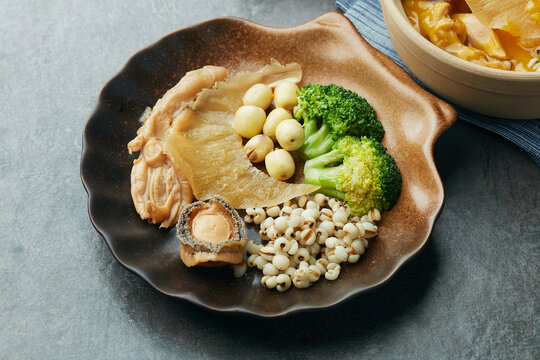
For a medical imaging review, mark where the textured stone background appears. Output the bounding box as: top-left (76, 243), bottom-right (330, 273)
top-left (1, 0), bottom-right (538, 359)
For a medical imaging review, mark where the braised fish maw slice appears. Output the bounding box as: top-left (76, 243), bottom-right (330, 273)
top-left (165, 62), bottom-right (319, 209)
top-left (465, 0), bottom-right (540, 44)
top-left (128, 65), bottom-right (229, 150)
top-left (128, 65), bottom-right (228, 228)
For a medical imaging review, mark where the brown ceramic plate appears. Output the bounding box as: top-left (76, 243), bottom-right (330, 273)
top-left (81, 12), bottom-right (456, 317)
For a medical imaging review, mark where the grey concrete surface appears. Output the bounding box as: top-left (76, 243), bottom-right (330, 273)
top-left (1, 0), bottom-right (538, 359)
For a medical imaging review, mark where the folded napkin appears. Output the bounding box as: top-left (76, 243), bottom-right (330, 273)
top-left (336, 0), bottom-right (540, 165)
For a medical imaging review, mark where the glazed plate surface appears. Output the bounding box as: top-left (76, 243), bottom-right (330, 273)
top-left (81, 12), bottom-right (456, 317)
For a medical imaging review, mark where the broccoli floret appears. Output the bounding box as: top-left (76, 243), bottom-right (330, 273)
top-left (304, 136), bottom-right (401, 215)
top-left (293, 84), bottom-right (384, 160)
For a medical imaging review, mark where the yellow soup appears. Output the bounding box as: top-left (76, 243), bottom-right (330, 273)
top-left (402, 0), bottom-right (540, 71)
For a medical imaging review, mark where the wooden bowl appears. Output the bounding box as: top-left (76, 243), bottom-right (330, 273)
top-left (380, 0), bottom-right (540, 119)
top-left (81, 12), bottom-right (456, 317)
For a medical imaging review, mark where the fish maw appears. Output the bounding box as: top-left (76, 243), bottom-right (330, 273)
top-left (128, 65), bottom-right (228, 228)
top-left (465, 0), bottom-right (540, 43)
top-left (165, 62), bottom-right (320, 209)
top-left (453, 13), bottom-right (508, 59)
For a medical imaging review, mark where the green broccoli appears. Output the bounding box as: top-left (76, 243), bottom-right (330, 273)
top-left (293, 84), bottom-right (384, 160)
top-left (304, 136), bottom-right (401, 216)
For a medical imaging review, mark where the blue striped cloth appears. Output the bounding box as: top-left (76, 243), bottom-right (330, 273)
top-left (336, 0), bottom-right (540, 165)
